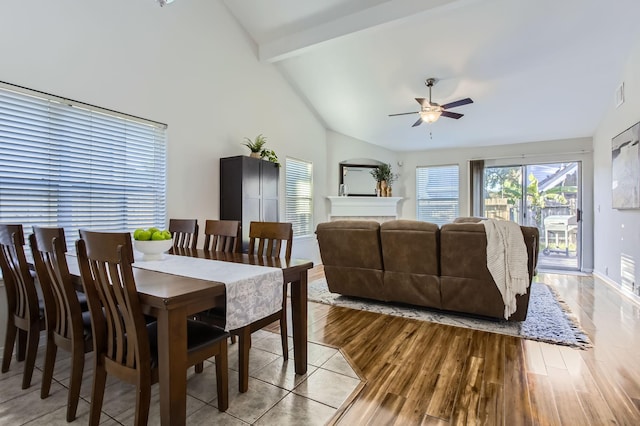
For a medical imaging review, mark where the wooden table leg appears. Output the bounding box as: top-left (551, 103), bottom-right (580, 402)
top-left (157, 307), bottom-right (188, 426)
top-left (290, 271), bottom-right (308, 375)
top-left (237, 326), bottom-right (251, 393)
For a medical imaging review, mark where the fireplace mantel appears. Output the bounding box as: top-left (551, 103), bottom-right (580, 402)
top-left (327, 196), bottom-right (403, 222)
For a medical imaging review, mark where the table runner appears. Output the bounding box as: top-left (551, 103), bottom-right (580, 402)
top-left (133, 255), bottom-right (284, 330)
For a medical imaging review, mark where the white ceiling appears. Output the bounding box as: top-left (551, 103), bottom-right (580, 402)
top-left (223, 0), bottom-right (640, 151)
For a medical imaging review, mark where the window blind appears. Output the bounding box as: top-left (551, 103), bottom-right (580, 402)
top-left (0, 83), bottom-right (167, 250)
top-left (416, 165), bottom-right (459, 226)
top-left (285, 157), bottom-right (313, 237)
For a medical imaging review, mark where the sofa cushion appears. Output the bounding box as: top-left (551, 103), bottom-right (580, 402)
top-left (379, 220), bottom-right (442, 308)
top-left (380, 220), bottom-right (439, 275)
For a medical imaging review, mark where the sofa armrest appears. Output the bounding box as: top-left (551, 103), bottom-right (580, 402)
top-left (316, 220), bottom-right (383, 269)
top-left (316, 220), bottom-right (387, 300)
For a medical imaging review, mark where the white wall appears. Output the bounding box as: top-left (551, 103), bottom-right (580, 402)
top-left (0, 0), bottom-right (327, 260)
top-left (593, 37), bottom-right (640, 292)
top-left (397, 138), bottom-right (594, 270)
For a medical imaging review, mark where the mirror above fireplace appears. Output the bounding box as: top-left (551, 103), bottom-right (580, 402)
top-left (339, 163), bottom-right (380, 196)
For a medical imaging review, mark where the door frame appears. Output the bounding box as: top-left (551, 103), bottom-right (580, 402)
top-left (480, 161), bottom-right (583, 271)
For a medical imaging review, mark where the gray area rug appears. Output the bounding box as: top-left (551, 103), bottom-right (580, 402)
top-left (308, 279), bottom-right (592, 349)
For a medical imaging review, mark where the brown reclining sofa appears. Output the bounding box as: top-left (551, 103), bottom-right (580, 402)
top-left (315, 219), bottom-right (539, 321)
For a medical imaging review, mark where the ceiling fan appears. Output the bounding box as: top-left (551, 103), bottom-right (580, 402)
top-left (389, 78), bottom-right (473, 127)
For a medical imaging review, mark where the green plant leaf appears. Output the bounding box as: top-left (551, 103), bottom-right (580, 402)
top-left (241, 134), bottom-right (267, 152)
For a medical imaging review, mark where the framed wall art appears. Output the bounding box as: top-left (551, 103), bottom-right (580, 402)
top-left (612, 120), bottom-right (640, 209)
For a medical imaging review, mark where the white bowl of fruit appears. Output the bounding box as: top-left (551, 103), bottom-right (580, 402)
top-left (133, 227), bottom-right (173, 261)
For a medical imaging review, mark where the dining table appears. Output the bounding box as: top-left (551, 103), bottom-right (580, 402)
top-left (67, 247), bottom-right (313, 426)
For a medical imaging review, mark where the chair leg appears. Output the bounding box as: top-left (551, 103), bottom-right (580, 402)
top-left (2, 323), bottom-right (17, 373)
top-left (21, 325), bottom-right (40, 389)
top-left (88, 361), bottom-right (107, 426)
top-left (280, 308), bottom-right (289, 361)
top-left (40, 335), bottom-right (57, 398)
top-left (195, 362), bottom-right (204, 374)
top-left (215, 340), bottom-right (228, 412)
top-left (237, 326), bottom-right (251, 393)
top-left (135, 377), bottom-right (152, 426)
top-left (280, 283), bottom-right (289, 360)
top-left (66, 347), bottom-right (85, 422)
top-left (230, 334), bottom-right (236, 344)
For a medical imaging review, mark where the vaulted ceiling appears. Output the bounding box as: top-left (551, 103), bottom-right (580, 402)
top-left (223, 0), bottom-right (640, 151)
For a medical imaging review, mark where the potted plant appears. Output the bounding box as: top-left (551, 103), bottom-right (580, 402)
top-left (385, 170), bottom-right (397, 196)
top-left (260, 148), bottom-right (280, 167)
top-left (242, 134), bottom-right (267, 158)
top-left (370, 163), bottom-right (395, 196)
top-left (370, 163), bottom-right (387, 181)
top-left (241, 134), bottom-right (281, 167)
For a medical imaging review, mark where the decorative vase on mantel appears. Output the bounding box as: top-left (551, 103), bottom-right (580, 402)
top-left (380, 180), bottom-right (388, 197)
top-left (250, 152), bottom-right (261, 158)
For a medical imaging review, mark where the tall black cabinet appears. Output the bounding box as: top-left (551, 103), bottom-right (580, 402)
top-left (220, 155), bottom-right (279, 251)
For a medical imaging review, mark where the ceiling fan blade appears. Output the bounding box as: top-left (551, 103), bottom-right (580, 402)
top-left (415, 97), bottom-right (430, 106)
top-left (411, 117), bottom-right (423, 127)
top-left (441, 111), bottom-right (464, 119)
top-left (441, 98), bottom-right (473, 110)
top-left (389, 111), bottom-right (418, 117)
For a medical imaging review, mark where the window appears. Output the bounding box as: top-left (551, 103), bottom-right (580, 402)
top-left (0, 83), bottom-right (167, 249)
top-left (285, 157), bottom-right (313, 237)
top-left (416, 165), bottom-right (459, 225)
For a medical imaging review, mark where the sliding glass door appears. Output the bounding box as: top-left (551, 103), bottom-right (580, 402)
top-left (483, 162), bottom-right (581, 270)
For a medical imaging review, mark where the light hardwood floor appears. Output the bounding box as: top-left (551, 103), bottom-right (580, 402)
top-left (292, 267), bottom-right (640, 425)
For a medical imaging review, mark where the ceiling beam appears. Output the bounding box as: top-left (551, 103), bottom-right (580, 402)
top-left (259, 0), bottom-right (471, 63)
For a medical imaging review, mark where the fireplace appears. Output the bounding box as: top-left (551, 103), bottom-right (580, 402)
top-left (326, 196), bottom-right (403, 222)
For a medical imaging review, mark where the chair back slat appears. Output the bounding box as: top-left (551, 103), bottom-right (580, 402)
top-left (203, 220), bottom-right (240, 253)
top-left (30, 227), bottom-right (83, 341)
top-left (248, 222), bottom-right (293, 258)
top-left (76, 230), bottom-right (149, 371)
top-left (0, 225), bottom-right (39, 322)
top-left (169, 219), bottom-right (199, 249)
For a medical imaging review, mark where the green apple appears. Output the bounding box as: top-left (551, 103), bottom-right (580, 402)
top-left (148, 227), bottom-right (160, 236)
top-left (161, 230), bottom-right (172, 240)
top-left (151, 231), bottom-right (164, 241)
top-left (133, 228), bottom-right (144, 240)
top-left (137, 230), bottom-right (152, 241)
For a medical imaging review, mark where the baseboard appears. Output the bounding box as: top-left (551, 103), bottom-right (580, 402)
top-left (593, 270), bottom-right (640, 307)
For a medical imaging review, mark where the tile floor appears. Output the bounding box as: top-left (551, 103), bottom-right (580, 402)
top-left (0, 330), bottom-right (363, 425)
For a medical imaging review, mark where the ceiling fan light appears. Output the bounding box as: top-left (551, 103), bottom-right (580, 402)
top-left (420, 108), bottom-right (442, 123)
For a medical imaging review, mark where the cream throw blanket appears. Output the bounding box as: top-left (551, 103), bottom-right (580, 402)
top-left (482, 219), bottom-right (529, 319)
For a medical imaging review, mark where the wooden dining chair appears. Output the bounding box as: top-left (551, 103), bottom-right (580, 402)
top-left (248, 221), bottom-right (293, 259)
top-left (195, 221), bottom-right (292, 392)
top-left (203, 220), bottom-right (241, 253)
top-left (169, 218), bottom-right (199, 249)
top-left (238, 221), bottom-right (292, 391)
top-left (76, 230), bottom-right (229, 425)
top-left (0, 224), bottom-right (45, 390)
top-left (197, 220), bottom-right (241, 350)
top-left (29, 226), bottom-right (93, 422)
